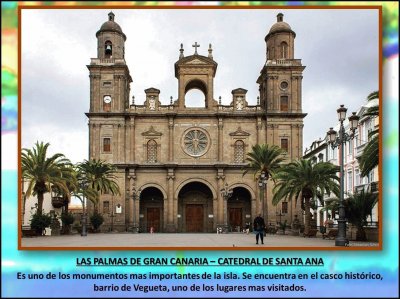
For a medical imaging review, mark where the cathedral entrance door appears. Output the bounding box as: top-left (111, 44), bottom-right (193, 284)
top-left (186, 204), bottom-right (204, 232)
top-left (147, 208), bottom-right (160, 233)
top-left (229, 208), bottom-right (242, 232)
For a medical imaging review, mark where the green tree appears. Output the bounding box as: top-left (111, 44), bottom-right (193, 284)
top-left (22, 141), bottom-right (73, 216)
top-left (359, 91), bottom-right (379, 177)
top-left (243, 144), bottom-right (285, 223)
top-left (77, 159), bottom-right (121, 213)
top-left (272, 159), bottom-right (340, 235)
top-left (325, 190), bottom-right (378, 241)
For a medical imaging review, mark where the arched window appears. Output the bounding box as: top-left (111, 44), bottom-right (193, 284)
top-left (105, 41), bottom-right (112, 58)
top-left (281, 42), bottom-right (288, 59)
top-left (147, 140), bottom-right (157, 163)
top-left (234, 140), bottom-right (245, 163)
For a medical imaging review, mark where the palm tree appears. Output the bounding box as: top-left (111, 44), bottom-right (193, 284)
top-left (325, 190), bottom-right (378, 241)
top-left (243, 144), bottom-right (285, 223)
top-left (21, 141), bottom-right (74, 216)
top-left (77, 159), bottom-right (121, 213)
top-left (359, 91), bottom-right (379, 177)
top-left (272, 159), bottom-right (340, 235)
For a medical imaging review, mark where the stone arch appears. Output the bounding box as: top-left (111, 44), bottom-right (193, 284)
top-left (175, 178), bottom-right (217, 200)
top-left (138, 185), bottom-right (166, 233)
top-left (227, 184), bottom-right (254, 232)
top-left (139, 183), bottom-right (167, 200)
top-left (176, 180), bottom-right (216, 233)
top-left (184, 79), bottom-right (208, 108)
top-left (228, 183), bottom-right (256, 200)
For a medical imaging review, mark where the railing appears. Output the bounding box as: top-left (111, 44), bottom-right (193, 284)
top-left (266, 59), bottom-right (302, 66)
top-left (90, 58), bottom-right (126, 65)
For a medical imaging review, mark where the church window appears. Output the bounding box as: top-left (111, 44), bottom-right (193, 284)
top-left (281, 42), bottom-right (288, 59)
top-left (147, 140), bottom-right (157, 163)
top-left (282, 201), bottom-right (288, 214)
top-left (183, 129), bottom-right (209, 157)
top-left (234, 140), bottom-right (245, 163)
top-left (103, 138), bottom-right (111, 152)
top-left (105, 41), bottom-right (112, 58)
top-left (281, 138), bottom-right (289, 153)
top-left (103, 201), bottom-right (110, 214)
top-left (280, 96), bottom-right (288, 112)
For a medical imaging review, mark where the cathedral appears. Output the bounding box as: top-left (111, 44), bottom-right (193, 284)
top-left (86, 12), bottom-right (306, 233)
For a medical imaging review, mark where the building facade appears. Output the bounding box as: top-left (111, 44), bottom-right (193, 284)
top-left (86, 12), bottom-right (306, 233)
top-left (303, 98), bottom-right (379, 230)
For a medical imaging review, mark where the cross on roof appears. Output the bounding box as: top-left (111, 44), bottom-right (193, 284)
top-left (192, 42), bottom-right (200, 55)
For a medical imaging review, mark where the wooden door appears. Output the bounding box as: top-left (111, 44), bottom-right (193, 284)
top-left (229, 208), bottom-right (242, 231)
top-left (186, 204), bottom-right (203, 232)
top-left (147, 208), bottom-right (160, 233)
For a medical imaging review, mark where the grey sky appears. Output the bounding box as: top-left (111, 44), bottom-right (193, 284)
top-left (21, 8), bottom-right (379, 163)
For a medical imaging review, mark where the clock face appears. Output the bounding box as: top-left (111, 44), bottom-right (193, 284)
top-left (104, 96), bottom-right (112, 104)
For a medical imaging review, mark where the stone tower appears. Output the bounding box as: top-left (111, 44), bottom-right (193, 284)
top-left (88, 12), bottom-right (132, 116)
top-left (257, 13), bottom-right (306, 225)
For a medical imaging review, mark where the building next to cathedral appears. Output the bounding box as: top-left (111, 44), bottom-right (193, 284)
top-left (86, 12), bottom-right (306, 233)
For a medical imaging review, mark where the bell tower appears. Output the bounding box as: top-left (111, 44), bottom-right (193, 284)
top-left (174, 43), bottom-right (218, 110)
top-left (87, 12), bottom-right (132, 114)
top-left (257, 13), bottom-right (307, 159)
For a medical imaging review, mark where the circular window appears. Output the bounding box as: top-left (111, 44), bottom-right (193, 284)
top-left (182, 128), bottom-right (210, 157)
top-left (280, 81), bottom-right (289, 90)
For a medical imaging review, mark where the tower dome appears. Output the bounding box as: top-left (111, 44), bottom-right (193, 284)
top-left (96, 12), bottom-right (126, 41)
top-left (264, 13), bottom-right (296, 60)
top-left (266, 13), bottom-right (296, 40)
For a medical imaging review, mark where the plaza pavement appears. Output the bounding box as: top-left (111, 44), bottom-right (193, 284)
top-left (20, 232), bottom-right (379, 249)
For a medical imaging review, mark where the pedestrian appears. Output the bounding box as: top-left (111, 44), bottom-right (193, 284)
top-left (253, 213), bottom-right (266, 244)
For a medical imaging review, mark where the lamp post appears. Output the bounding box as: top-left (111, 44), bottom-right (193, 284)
top-left (80, 181), bottom-right (88, 237)
top-left (128, 186), bottom-right (141, 233)
top-left (326, 104), bottom-right (359, 246)
top-left (258, 171), bottom-right (268, 223)
top-left (220, 183), bottom-right (233, 233)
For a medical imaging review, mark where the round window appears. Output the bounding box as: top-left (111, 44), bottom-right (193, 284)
top-left (182, 128), bottom-right (210, 157)
top-left (280, 81), bottom-right (289, 90)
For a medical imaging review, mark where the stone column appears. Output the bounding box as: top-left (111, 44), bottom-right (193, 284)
top-left (216, 170), bottom-right (225, 230)
top-left (166, 170), bottom-right (176, 232)
top-left (130, 117), bottom-right (135, 162)
top-left (218, 117), bottom-right (223, 162)
top-left (168, 117), bottom-right (174, 161)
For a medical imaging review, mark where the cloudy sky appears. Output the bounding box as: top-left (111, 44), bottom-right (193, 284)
top-left (21, 8), bottom-right (379, 163)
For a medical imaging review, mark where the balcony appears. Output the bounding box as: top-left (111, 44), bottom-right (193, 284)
top-left (90, 58), bottom-right (126, 65)
top-left (355, 142), bottom-right (367, 157)
top-left (266, 59), bottom-right (302, 66)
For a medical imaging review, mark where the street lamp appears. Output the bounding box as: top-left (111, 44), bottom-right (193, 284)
top-left (80, 181), bottom-right (89, 237)
top-left (258, 171), bottom-right (268, 222)
top-left (326, 104), bottom-right (359, 246)
top-left (220, 183), bottom-right (233, 233)
top-left (127, 186), bottom-right (141, 233)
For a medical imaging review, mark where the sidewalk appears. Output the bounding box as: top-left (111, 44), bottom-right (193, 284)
top-left (20, 232), bottom-right (379, 249)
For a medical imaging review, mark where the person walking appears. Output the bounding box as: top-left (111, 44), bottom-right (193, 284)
top-left (253, 213), bottom-right (266, 244)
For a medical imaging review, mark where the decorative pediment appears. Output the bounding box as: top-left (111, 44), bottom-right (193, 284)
top-left (186, 58), bottom-right (207, 65)
top-left (229, 127), bottom-right (250, 137)
top-left (232, 88), bottom-right (248, 94)
top-left (144, 87), bottom-right (160, 94)
top-left (141, 126), bottom-right (163, 136)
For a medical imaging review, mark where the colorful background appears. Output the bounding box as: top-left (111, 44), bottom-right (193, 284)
top-left (1, 1), bottom-right (398, 298)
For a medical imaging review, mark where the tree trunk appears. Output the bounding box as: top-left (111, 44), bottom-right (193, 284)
top-left (304, 198), bottom-right (311, 235)
top-left (62, 195), bottom-right (70, 235)
top-left (37, 192), bottom-right (44, 216)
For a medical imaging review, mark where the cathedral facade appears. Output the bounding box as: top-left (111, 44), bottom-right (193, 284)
top-left (86, 12), bottom-right (306, 233)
